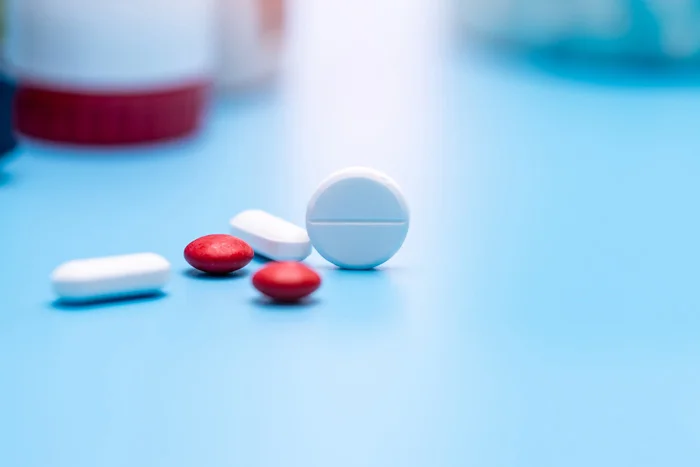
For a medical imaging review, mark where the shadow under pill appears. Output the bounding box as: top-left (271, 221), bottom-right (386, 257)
top-left (252, 254), bottom-right (272, 265)
top-left (316, 265), bottom-right (402, 276)
top-left (182, 269), bottom-right (249, 281)
top-left (250, 296), bottom-right (320, 311)
top-left (50, 291), bottom-right (167, 312)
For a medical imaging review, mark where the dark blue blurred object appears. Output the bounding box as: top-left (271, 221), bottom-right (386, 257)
top-left (457, 0), bottom-right (700, 64)
top-left (0, 74), bottom-right (15, 160)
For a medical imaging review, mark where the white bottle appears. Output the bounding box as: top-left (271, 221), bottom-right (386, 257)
top-left (5, 0), bottom-right (216, 145)
top-left (216, 0), bottom-right (284, 90)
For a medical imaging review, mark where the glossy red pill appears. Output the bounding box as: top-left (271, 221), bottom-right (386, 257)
top-left (252, 262), bottom-right (321, 302)
top-left (184, 234), bottom-right (254, 274)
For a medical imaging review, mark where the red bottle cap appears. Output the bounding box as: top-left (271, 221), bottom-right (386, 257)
top-left (14, 82), bottom-right (209, 145)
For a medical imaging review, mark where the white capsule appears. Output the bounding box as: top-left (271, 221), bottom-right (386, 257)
top-left (306, 167), bottom-right (410, 270)
top-left (229, 209), bottom-right (312, 261)
top-left (51, 253), bottom-right (170, 302)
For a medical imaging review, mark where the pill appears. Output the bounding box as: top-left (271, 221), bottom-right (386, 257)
top-left (252, 261), bottom-right (321, 302)
top-left (51, 253), bottom-right (170, 302)
top-left (306, 167), bottom-right (409, 270)
top-left (184, 234), bottom-right (254, 274)
top-left (229, 209), bottom-right (312, 261)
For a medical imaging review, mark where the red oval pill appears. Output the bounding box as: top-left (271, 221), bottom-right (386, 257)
top-left (184, 234), bottom-right (254, 274)
top-left (252, 262), bottom-right (321, 302)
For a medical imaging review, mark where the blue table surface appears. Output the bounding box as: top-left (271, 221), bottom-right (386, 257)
top-left (3, 10), bottom-right (700, 466)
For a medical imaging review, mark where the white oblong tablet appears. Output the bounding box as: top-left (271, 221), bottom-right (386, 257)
top-left (51, 253), bottom-right (170, 302)
top-left (229, 209), bottom-right (312, 261)
top-left (306, 167), bottom-right (410, 270)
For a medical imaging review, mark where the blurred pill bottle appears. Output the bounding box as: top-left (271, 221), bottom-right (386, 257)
top-left (217, 0), bottom-right (284, 90)
top-left (0, 0), bottom-right (16, 158)
top-left (5, 0), bottom-right (216, 146)
top-left (456, 0), bottom-right (700, 62)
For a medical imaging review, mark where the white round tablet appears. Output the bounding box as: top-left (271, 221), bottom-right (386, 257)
top-left (306, 167), bottom-right (410, 270)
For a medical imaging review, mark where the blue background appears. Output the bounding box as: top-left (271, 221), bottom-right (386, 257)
top-left (3, 10), bottom-right (700, 467)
